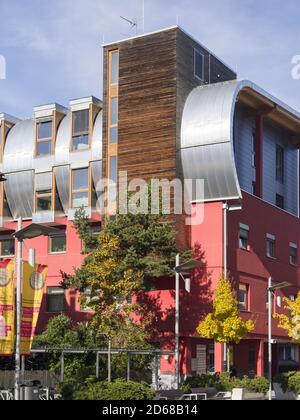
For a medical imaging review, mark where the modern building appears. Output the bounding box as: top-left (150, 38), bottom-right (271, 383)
top-left (0, 26), bottom-right (299, 383)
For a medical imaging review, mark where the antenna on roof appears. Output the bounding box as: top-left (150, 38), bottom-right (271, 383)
top-left (120, 16), bottom-right (138, 36)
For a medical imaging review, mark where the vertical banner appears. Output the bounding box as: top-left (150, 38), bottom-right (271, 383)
top-left (21, 262), bottom-right (48, 355)
top-left (0, 259), bottom-right (14, 356)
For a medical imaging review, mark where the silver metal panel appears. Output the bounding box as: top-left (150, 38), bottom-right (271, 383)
top-left (54, 166), bottom-right (70, 214)
top-left (35, 172), bottom-right (52, 191)
top-left (3, 119), bottom-right (35, 173)
top-left (180, 79), bottom-right (300, 203)
top-left (91, 160), bottom-right (102, 199)
top-left (181, 80), bottom-right (243, 201)
top-left (92, 111), bottom-right (103, 161)
top-left (32, 211), bottom-right (55, 224)
top-left (234, 105), bottom-right (256, 194)
top-left (55, 112), bottom-right (71, 166)
top-left (5, 171), bottom-right (34, 219)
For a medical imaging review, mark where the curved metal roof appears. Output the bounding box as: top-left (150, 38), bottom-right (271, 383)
top-left (180, 79), bottom-right (300, 202)
top-left (1, 109), bottom-right (102, 220)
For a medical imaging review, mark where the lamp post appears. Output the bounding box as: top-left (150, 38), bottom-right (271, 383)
top-left (222, 202), bottom-right (242, 371)
top-left (174, 256), bottom-right (203, 389)
top-left (267, 279), bottom-right (291, 401)
top-left (13, 222), bottom-right (61, 400)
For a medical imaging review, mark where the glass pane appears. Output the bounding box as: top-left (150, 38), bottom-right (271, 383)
top-left (36, 194), bottom-right (52, 211)
top-left (50, 235), bottom-right (66, 253)
top-left (110, 98), bottom-right (118, 126)
top-left (110, 127), bottom-right (118, 144)
top-left (73, 110), bottom-right (89, 135)
top-left (37, 140), bottom-right (52, 156)
top-left (72, 134), bottom-right (89, 151)
top-left (195, 51), bottom-right (204, 80)
top-left (72, 192), bottom-right (89, 208)
top-left (111, 51), bottom-right (119, 84)
top-left (109, 157), bottom-right (117, 183)
top-left (1, 239), bottom-right (15, 256)
top-left (73, 168), bottom-right (89, 190)
top-left (37, 120), bottom-right (52, 139)
top-left (47, 292), bottom-right (65, 313)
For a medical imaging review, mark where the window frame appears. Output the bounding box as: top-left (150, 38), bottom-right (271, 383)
top-left (35, 118), bottom-right (55, 157)
top-left (239, 224), bottom-right (250, 251)
top-left (238, 283), bottom-right (249, 312)
top-left (49, 233), bottom-right (67, 255)
top-left (46, 286), bottom-right (66, 313)
top-left (71, 108), bottom-right (92, 152)
top-left (0, 237), bottom-right (15, 257)
top-left (194, 49), bottom-right (205, 82)
top-left (276, 145), bottom-right (284, 184)
top-left (289, 243), bottom-right (298, 266)
top-left (70, 166), bottom-right (91, 209)
top-left (266, 234), bottom-right (276, 259)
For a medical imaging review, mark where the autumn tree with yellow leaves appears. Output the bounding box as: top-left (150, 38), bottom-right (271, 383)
top-left (275, 293), bottom-right (300, 344)
top-left (197, 277), bottom-right (254, 371)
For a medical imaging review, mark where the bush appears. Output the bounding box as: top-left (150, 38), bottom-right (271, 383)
top-left (183, 373), bottom-right (269, 394)
top-left (73, 379), bottom-right (155, 401)
top-left (275, 372), bottom-right (300, 395)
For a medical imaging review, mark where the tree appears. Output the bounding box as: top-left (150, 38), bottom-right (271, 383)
top-left (275, 292), bottom-right (300, 344)
top-left (62, 196), bottom-right (191, 349)
top-left (197, 277), bottom-right (254, 371)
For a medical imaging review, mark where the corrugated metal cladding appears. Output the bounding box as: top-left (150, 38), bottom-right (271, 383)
top-left (181, 79), bottom-right (300, 215)
top-left (263, 120), bottom-right (298, 216)
top-left (1, 111), bottom-right (103, 220)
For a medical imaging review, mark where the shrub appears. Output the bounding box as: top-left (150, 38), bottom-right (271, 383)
top-left (275, 372), bottom-right (300, 394)
top-left (73, 379), bottom-right (155, 401)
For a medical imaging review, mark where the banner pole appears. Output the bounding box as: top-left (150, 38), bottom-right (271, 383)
top-left (15, 217), bottom-right (22, 401)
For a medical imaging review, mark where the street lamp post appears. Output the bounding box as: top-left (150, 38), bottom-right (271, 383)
top-left (13, 223), bottom-right (61, 400)
top-left (267, 278), bottom-right (291, 401)
top-left (174, 256), bottom-right (202, 389)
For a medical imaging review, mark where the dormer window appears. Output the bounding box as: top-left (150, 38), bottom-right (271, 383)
top-left (71, 167), bottom-right (89, 208)
top-left (35, 172), bottom-right (53, 212)
top-left (36, 119), bottom-right (53, 156)
top-left (72, 109), bottom-right (90, 151)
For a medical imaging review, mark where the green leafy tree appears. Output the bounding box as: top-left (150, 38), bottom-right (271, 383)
top-left (62, 192), bottom-right (191, 350)
top-left (275, 292), bottom-right (300, 344)
top-left (197, 277), bottom-right (254, 371)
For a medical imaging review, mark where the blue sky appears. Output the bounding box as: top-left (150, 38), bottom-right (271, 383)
top-left (0, 0), bottom-right (300, 118)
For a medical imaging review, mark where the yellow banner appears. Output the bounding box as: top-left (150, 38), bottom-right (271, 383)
top-left (0, 259), bottom-right (15, 356)
top-left (21, 262), bottom-right (48, 355)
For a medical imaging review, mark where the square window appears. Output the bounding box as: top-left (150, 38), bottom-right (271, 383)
top-left (49, 234), bottom-right (66, 254)
top-left (46, 287), bottom-right (65, 313)
top-left (36, 140), bottom-right (52, 157)
top-left (36, 190), bottom-right (52, 212)
top-left (0, 238), bottom-right (15, 257)
top-left (37, 120), bottom-right (52, 140)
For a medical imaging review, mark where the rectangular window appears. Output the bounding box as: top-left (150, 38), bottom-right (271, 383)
top-left (47, 287), bottom-right (65, 313)
top-left (110, 98), bottom-right (118, 127)
top-left (49, 234), bottom-right (67, 254)
top-left (290, 243), bottom-right (298, 266)
top-left (276, 145), bottom-right (284, 183)
top-left (252, 131), bottom-right (256, 168)
top-left (276, 194), bottom-right (284, 210)
top-left (194, 49), bottom-right (204, 81)
top-left (238, 284), bottom-right (249, 312)
top-left (110, 50), bottom-right (119, 85)
top-left (72, 110), bottom-right (90, 151)
top-left (266, 234), bottom-right (276, 258)
top-left (0, 238), bottom-right (15, 257)
top-left (72, 168), bottom-right (89, 208)
top-left (239, 224), bottom-right (249, 250)
top-left (36, 189), bottom-right (52, 212)
top-left (36, 119), bottom-right (53, 157)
